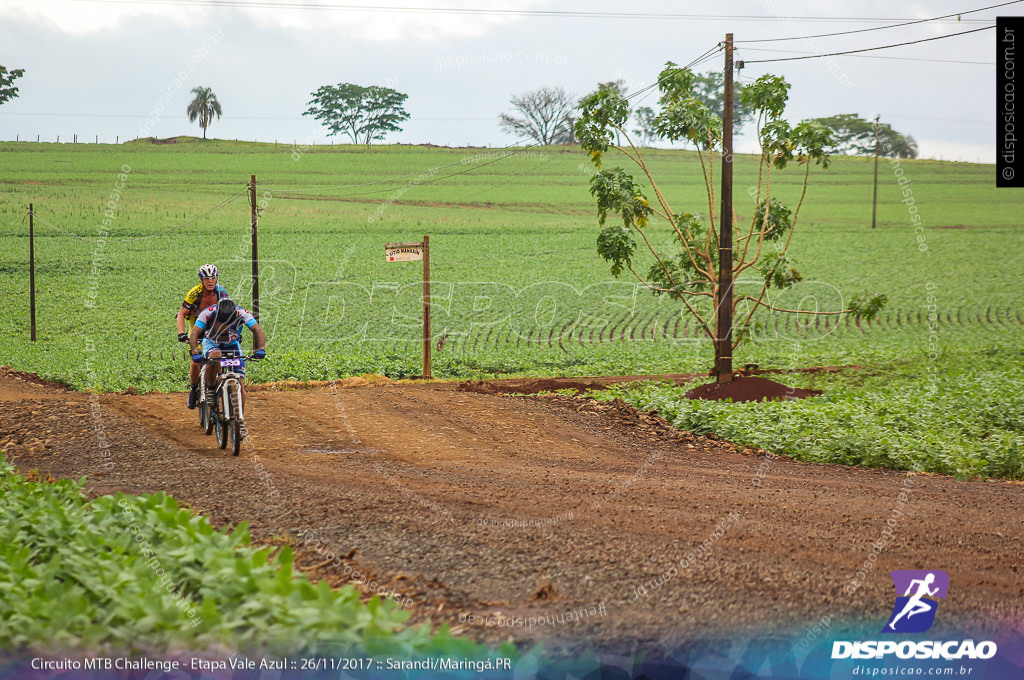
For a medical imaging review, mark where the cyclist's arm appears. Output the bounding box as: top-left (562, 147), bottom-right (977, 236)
top-left (188, 324), bottom-right (203, 354)
top-left (250, 322), bottom-right (266, 351)
top-left (178, 285), bottom-right (202, 335)
top-left (176, 305), bottom-right (190, 335)
top-left (190, 310), bottom-right (211, 354)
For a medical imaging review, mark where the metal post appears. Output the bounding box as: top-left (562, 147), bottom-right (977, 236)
top-left (872, 115), bottom-right (880, 229)
top-left (422, 234), bottom-right (431, 377)
top-left (250, 174), bottom-right (260, 323)
top-left (29, 204), bottom-right (36, 341)
top-left (716, 33), bottom-right (735, 383)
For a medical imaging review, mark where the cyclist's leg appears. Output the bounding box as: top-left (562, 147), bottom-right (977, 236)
top-left (201, 338), bottom-right (223, 393)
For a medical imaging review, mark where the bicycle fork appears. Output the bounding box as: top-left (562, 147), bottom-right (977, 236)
top-left (219, 378), bottom-right (244, 425)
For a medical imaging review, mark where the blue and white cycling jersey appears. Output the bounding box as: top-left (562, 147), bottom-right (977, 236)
top-left (193, 305), bottom-right (258, 346)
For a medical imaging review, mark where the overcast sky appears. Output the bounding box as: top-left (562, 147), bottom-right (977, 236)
top-left (0, 0), bottom-right (1005, 162)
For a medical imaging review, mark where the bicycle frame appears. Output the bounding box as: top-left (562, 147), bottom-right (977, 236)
top-left (197, 354), bottom-right (260, 454)
top-left (217, 370), bottom-right (244, 424)
top-left (205, 356), bottom-right (245, 417)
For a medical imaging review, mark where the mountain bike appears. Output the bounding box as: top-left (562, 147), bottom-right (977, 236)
top-left (198, 354), bottom-right (259, 456)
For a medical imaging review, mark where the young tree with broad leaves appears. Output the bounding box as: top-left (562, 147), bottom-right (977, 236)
top-left (186, 86), bottom-right (222, 139)
top-left (498, 86), bottom-right (576, 145)
top-left (582, 80), bottom-right (630, 144)
top-left (576, 62), bottom-right (886, 377)
top-left (304, 84), bottom-right (410, 147)
top-left (0, 65), bottom-right (25, 106)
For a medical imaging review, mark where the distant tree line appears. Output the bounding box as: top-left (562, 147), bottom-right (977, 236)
top-left (807, 113), bottom-right (918, 159)
top-left (496, 74), bottom-right (917, 160)
top-left (1, 62), bottom-right (918, 156)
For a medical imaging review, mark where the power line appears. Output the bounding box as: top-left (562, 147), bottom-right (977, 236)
top-left (60, 0), bottom-right (1000, 22)
top-left (0, 111), bottom-right (497, 122)
top-left (26, 211), bottom-right (87, 241)
top-left (734, 0), bottom-right (1017, 43)
top-left (625, 44), bottom-right (723, 107)
top-left (738, 47), bottom-right (994, 66)
top-left (118, 187), bottom-right (249, 240)
top-left (741, 25), bottom-right (995, 64)
top-left (23, 187), bottom-right (248, 242)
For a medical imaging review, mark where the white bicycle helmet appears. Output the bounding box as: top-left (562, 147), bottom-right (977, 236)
top-left (197, 264), bottom-right (219, 279)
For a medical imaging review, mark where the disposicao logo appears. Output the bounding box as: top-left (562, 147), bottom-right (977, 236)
top-left (882, 569), bottom-right (949, 634)
top-left (831, 569), bottom-right (998, 661)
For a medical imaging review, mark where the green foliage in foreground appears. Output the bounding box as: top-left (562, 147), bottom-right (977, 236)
top-left (0, 458), bottom-right (499, 657)
top-left (589, 347), bottom-right (1024, 480)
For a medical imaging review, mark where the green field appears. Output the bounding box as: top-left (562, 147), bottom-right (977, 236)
top-left (1, 139), bottom-right (1022, 477)
top-left (1, 138), bottom-right (1018, 386)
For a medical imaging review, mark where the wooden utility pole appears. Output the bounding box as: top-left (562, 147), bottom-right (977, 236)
top-left (716, 33), bottom-right (735, 384)
top-left (871, 114), bottom-right (880, 229)
top-left (29, 204), bottom-right (36, 341)
top-left (249, 174), bottom-right (260, 322)
top-left (422, 234), bottom-right (432, 378)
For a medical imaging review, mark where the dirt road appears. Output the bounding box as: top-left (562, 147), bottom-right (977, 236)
top-left (2, 368), bottom-right (1022, 655)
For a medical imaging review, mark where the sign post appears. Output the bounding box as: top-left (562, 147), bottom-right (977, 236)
top-left (29, 204), bottom-right (36, 342)
top-left (384, 235), bottom-right (431, 377)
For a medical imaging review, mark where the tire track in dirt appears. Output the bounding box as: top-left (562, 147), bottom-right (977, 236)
top-left (4, 372), bottom-right (1024, 655)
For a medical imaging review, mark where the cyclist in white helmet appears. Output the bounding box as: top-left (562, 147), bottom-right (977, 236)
top-left (176, 264), bottom-right (229, 409)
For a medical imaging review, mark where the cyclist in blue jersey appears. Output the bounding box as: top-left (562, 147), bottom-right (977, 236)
top-left (187, 298), bottom-right (266, 410)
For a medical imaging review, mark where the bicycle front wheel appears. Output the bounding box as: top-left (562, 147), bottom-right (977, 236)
top-left (216, 391), bottom-right (230, 450)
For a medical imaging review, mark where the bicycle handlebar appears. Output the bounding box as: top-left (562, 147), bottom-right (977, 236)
top-left (200, 354), bottom-right (264, 363)
top-left (194, 354), bottom-right (265, 367)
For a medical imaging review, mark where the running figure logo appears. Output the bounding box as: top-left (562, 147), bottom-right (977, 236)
top-left (883, 570), bottom-right (949, 634)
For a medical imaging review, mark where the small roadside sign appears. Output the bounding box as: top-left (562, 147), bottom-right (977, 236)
top-left (385, 243), bottom-right (424, 262)
top-left (383, 236), bottom-right (432, 378)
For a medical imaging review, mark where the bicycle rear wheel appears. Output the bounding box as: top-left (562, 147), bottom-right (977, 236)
top-left (200, 401), bottom-right (213, 435)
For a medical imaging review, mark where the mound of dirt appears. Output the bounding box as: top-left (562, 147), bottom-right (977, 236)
top-left (0, 366), bottom-right (70, 395)
top-left (685, 375), bottom-right (821, 403)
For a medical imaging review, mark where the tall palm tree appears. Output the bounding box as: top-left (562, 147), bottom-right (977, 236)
top-left (186, 86), bottom-right (222, 140)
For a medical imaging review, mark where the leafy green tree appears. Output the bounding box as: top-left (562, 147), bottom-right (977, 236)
top-left (576, 62), bottom-right (886, 377)
top-left (0, 65), bottom-right (25, 106)
top-left (499, 86), bottom-right (576, 145)
top-left (186, 86), bottom-right (222, 139)
top-left (810, 113), bottom-right (918, 159)
top-left (632, 106), bottom-right (660, 147)
top-left (304, 84), bottom-right (410, 146)
top-left (692, 71), bottom-right (752, 133)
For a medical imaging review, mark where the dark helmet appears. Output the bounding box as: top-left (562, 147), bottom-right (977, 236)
top-left (216, 298), bottom-right (236, 323)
